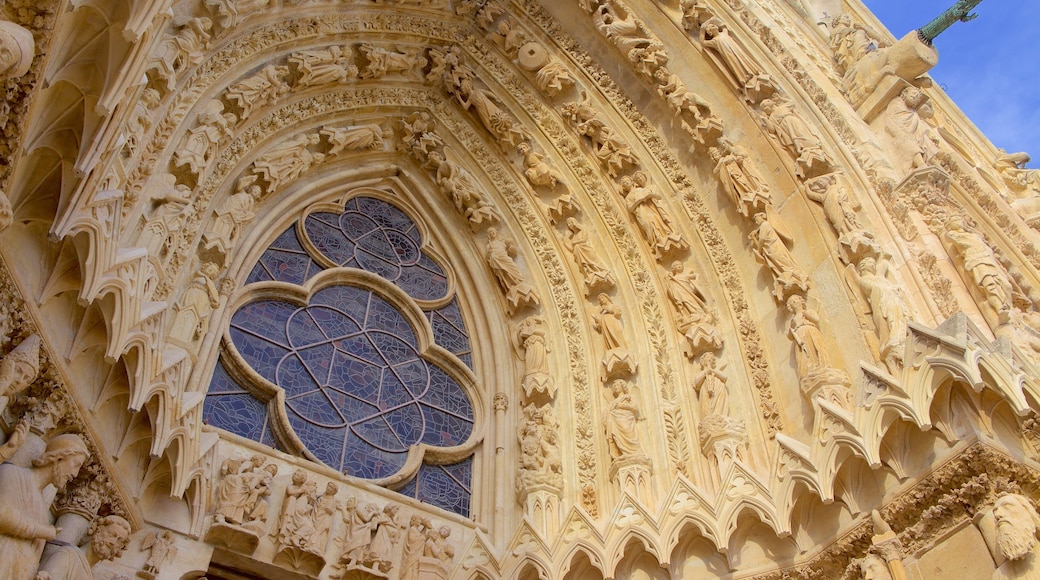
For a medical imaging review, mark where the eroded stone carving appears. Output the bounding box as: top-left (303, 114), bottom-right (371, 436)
top-left (484, 227), bottom-right (539, 315)
top-left (360, 44), bottom-right (426, 79)
top-left (759, 97), bottom-right (832, 179)
top-left (0, 434), bottom-right (89, 579)
top-left (139, 175), bottom-right (194, 259)
top-left (750, 212), bottom-right (809, 301)
top-left (620, 171), bottom-right (687, 260)
top-left (655, 68), bottom-right (723, 146)
top-left (513, 315), bottom-right (555, 398)
top-left (172, 99), bottom-right (236, 179)
top-left (0, 334), bottom-right (40, 416)
top-left (202, 176), bottom-right (261, 257)
top-left (943, 215), bottom-right (1014, 324)
top-left (274, 470), bottom-right (324, 571)
top-left (517, 403), bottom-right (563, 491)
top-left (429, 150), bottom-right (500, 230)
top-left (786, 294), bottom-right (851, 408)
top-left (663, 261), bottom-right (722, 357)
top-left (679, 0), bottom-right (712, 31)
top-left (205, 0), bottom-right (269, 29)
top-left (138, 530), bottom-right (177, 580)
top-left (561, 98), bottom-right (638, 177)
top-left (994, 151), bottom-right (1040, 226)
top-left (694, 352), bottom-right (748, 485)
top-left (252, 132), bottom-right (324, 194)
top-left (604, 379), bottom-right (643, 461)
top-left (563, 218), bottom-right (616, 295)
top-left (322, 124), bottom-right (384, 156)
top-left (226, 64), bottom-right (290, 123)
top-left (803, 173), bottom-right (879, 264)
top-left (847, 256), bottom-right (911, 373)
top-left (592, 293), bottom-right (637, 380)
top-left (0, 20), bottom-right (35, 81)
top-left (168, 262), bottom-right (220, 350)
top-left (91, 515), bottom-right (132, 562)
top-left (289, 45), bottom-right (358, 88)
top-left (397, 515), bottom-right (429, 580)
top-left (517, 142), bottom-right (566, 190)
top-left (207, 456), bottom-right (278, 553)
top-left (710, 144), bottom-right (770, 218)
top-left (880, 87), bottom-right (940, 178)
top-left (149, 17), bottom-right (212, 91)
top-left (700, 16), bottom-right (774, 102)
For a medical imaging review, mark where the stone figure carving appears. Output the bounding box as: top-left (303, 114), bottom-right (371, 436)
top-left (604, 380), bottom-right (643, 460)
top-left (333, 497), bottom-right (373, 571)
top-left (786, 294), bottom-right (828, 380)
top-left (226, 65), bottom-right (290, 122)
top-left (172, 99), bottom-right (236, 178)
top-left (276, 470), bottom-right (321, 555)
top-left (125, 87), bottom-right (161, 154)
top-left (205, 0), bottom-right (270, 29)
top-left (0, 334), bottom-right (41, 415)
top-left (91, 515), bottom-right (133, 562)
top-left (252, 133), bottom-right (324, 193)
top-left (492, 20), bottom-right (527, 58)
top-left (593, 3), bottom-right (655, 54)
top-left (655, 68), bottom-right (723, 144)
top-left (421, 524), bottom-right (455, 577)
top-left (150, 17), bottom-right (212, 90)
top-left (859, 554), bottom-right (893, 580)
top-left (620, 171), bottom-right (687, 259)
top-left (364, 504), bottom-right (401, 573)
top-left (829, 14), bottom-right (881, 74)
top-left (944, 216), bottom-right (1013, 323)
top-left (397, 515), bottom-right (429, 580)
top-left (484, 227), bottom-right (538, 314)
top-left (517, 403), bottom-right (563, 491)
top-left (693, 351), bottom-right (728, 419)
top-left (0, 419), bottom-right (28, 464)
top-left (289, 45), bottom-right (358, 88)
top-left (760, 98), bottom-right (831, 178)
top-left (561, 99), bottom-right (638, 177)
top-left (882, 87), bottom-right (939, 176)
top-left (139, 175), bottom-right (193, 258)
top-left (513, 316), bottom-right (555, 398)
top-left (563, 218), bottom-right (616, 294)
top-left (679, 0), bottom-right (712, 30)
top-left (429, 151), bottom-right (499, 229)
top-left (700, 17), bottom-right (771, 100)
top-left (322, 124), bottom-right (384, 156)
top-left (840, 25), bottom-right (937, 114)
top-left (592, 293), bottom-right (637, 380)
top-left (36, 541), bottom-right (92, 580)
top-left (710, 145), bottom-right (770, 218)
top-left (750, 212), bottom-right (809, 300)
top-left (455, 77), bottom-right (529, 149)
top-left (532, 60), bottom-right (574, 98)
top-left (991, 493), bottom-right (1040, 579)
top-left (400, 112), bottom-right (444, 162)
top-left (212, 456), bottom-right (277, 535)
top-left (0, 434), bottom-right (89, 579)
top-left (664, 261), bottom-right (722, 356)
top-left (168, 262), bottom-right (220, 347)
top-left (847, 256), bottom-right (911, 373)
top-left (202, 176), bottom-right (261, 255)
top-left (359, 44), bottom-right (425, 79)
top-left (314, 482), bottom-right (339, 551)
top-left (138, 530), bottom-right (177, 579)
top-left (517, 142), bottom-right (566, 190)
top-left (0, 20), bottom-right (35, 80)
top-left (803, 174), bottom-right (878, 263)
top-left (994, 151), bottom-right (1040, 226)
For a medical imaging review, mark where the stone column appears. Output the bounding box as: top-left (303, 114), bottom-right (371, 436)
top-left (492, 392), bottom-right (508, 541)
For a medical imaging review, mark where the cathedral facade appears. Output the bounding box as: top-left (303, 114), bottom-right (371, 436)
top-left (1, 0), bottom-right (1039, 578)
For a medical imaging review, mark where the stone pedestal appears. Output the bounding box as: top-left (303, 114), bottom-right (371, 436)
top-left (601, 348), bottom-right (637, 382)
top-left (609, 455), bottom-right (652, 504)
top-left (519, 484), bottom-right (562, 538)
top-left (417, 556), bottom-right (450, 579)
top-left (698, 414), bottom-right (749, 489)
top-left (800, 366), bottom-right (852, 410)
top-left (204, 521), bottom-right (262, 555)
top-left (273, 545), bottom-right (326, 577)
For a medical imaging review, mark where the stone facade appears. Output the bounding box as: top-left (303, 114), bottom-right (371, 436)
top-left (1, 0), bottom-right (1040, 578)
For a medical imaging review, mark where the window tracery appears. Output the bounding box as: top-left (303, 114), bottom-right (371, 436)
top-left (204, 195), bottom-right (477, 516)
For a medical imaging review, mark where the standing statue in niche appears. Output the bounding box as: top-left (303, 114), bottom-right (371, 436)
top-left (225, 64), bottom-right (290, 123)
top-left (710, 145), bottom-right (771, 218)
top-left (252, 133), bottom-right (324, 194)
top-left (484, 227), bottom-right (538, 314)
top-left (759, 98), bottom-right (832, 178)
top-left (882, 87), bottom-right (940, 176)
top-left (0, 20), bottom-right (35, 81)
top-left (989, 493), bottom-right (1040, 579)
top-left (429, 150), bottom-right (499, 229)
top-left (397, 515), bottom-right (429, 580)
top-left (693, 351), bottom-right (728, 419)
top-left (847, 256), bottom-right (911, 373)
top-left (563, 218), bottom-right (616, 295)
top-left (0, 334), bottom-right (41, 416)
top-left (749, 212), bottom-right (810, 300)
top-left (290, 45), bottom-right (357, 88)
top-left (663, 261), bottom-right (722, 356)
top-left (592, 293), bottom-right (637, 380)
top-left (517, 142), bottom-right (566, 190)
top-left (803, 174), bottom-right (879, 263)
top-left (172, 99), bottom-right (236, 178)
top-left (786, 294), bottom-right (828, 379)
top-left (621, 171), bottom-right (687, 259)
top-left (0, 434), bottom-right (89, 580)
top-left (943, 216), bottom-right (1014, 324)
top-left (700, 17), bottom-right (772, 100)
top-left (168, 262), bottom-right (221, 348)
top-left (604, 380), bottom-right (644, 460)
top-left (512, 315), bottom-right (555, 398)
top-left (455, 77), bottom-right (529, 150)
top-left (202, 176), bottom-right (261, 255)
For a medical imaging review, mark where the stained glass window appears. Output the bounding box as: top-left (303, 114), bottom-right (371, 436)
top-left (204, 196), bottom-right (477, 515)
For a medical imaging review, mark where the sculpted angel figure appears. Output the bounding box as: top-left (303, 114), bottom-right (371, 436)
top-left (290, 45), bottom-right (357, 87)
top-left (750, 212), bottom-right (809, 300)
top-left (700, 17), bottom-right (764, 90)
top-left (172, 99), bottom-right (236, 177)
top-left (252, 133), bottom-right (324, 193)
top-left (848, 256), bottom-right (910, 372)
top-left (710, 145), bottom-right (770, 217)
top-left (513, 315), bottom-right (554, 397)
top-left (204, 176), bottom-right (260, 254)
top-left (604, 380), bottom-right (643, 460)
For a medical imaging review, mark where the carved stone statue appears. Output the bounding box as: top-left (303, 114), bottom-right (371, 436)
top-left (593, 293), bottom-right (626, 353)
top-left (429, 151), bottom-right (499, 229)
top-left (881, 87), bottom-right (939, 176)
top-left (334, 497), bottom-right (372, 570)
top-left (991, 493), bottom-right (1040, 579)
top-left (760, 98), bottom-right (831, 178)
top-left (0, 434), bottom-right (89, 579)
top-left (397, 515), bottom-right (429, 580)
top-left (252, 132), bottom-right (324, 193)
top-left (363, 504), bottom-right (401, 573)
top-left (848, 256), bottom-right (911, 373)
top-left (994, 151), bottom-right (1040, 226)
top-left (0, 334), bottom-right (41, 416)
top-left (138, 530), bottom-right (177, 580)
top-left (492, 20), bottom-right (527, 58)
top-left (314, 482), bottom-right (339, 552)
top-left (563, 218), bottom-right (616, 294)
top-left (484, 227), bottom-right (538, 314)
top-left (664, 261), bottom-right (721, 356)
top-left (561, 99), bottom-right (637, 177)
top-left (859, 554), bottom-right (894, 580)
top-left (0, 20), bottom-right (35, 80)
top-left (360, 44), bottom-right (425, 79)
top-left (829, 14), bottom-right (881, 74)
top-left (803, 174), bottom-right (878, 263)
top-left (679, 0), bottom-right (712, 30)
top-left (944, 216), bottom-right (1013, 323)
top-left (517, 142), bottom-right (566, 190)
top-left (513, 316), bottom-right (555, 398)
top-left (149, 17), bottom-right (212, 90)
top-left (172, 99), bottom-right (236, 178)
top-left (210, 456), bottom-right (277, 546)
top-left (203, 176), bottom-right (261, 255)
top-left (421, 524), bottom-right (454, 577)
top-left (621, 171), bottom-right (687, 259)
top-left (700, 17), bottom-right (771, 99)
top-left (786, 294), bottom-right (828, 380)
top-left (322, 124), bottom-right (384, 156)
top-left (276, 470), bottom-right (321, 555)
top-left (226, 64), bottom-right (290, 122)
top-left (750, 212), bottom-right (809, 300)
top-left (168, 262), bottom-right (220, 348)
top-left (654, 68), bottom-right (723, 144)
top-left (693, 351), bottom-right (728, 419)
top-left (90, 515), bottom-right (132, 562)
top-left (517, 403), bottom-right (563, 491)
top-left (455, 77), bottom-right (529, 149)
top-left (290, 45), bottom-right (357, 87)
top-left (604, 380), bottom-right (643, 460)
top-left (139, 175), bottom-right (193, 258)
top-left (710, 145), bottom-right (770, 218)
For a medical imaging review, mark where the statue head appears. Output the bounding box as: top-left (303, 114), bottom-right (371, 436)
top-left (858, 554), bottom-right (892, 580)
top-left (0, 21), bottom-right (35, 80)
top-left (0, 334), bottom-right (40, 396)
top-left (516, 141), bottom-right (530, 155)
top-left (670, 261), bottom-right (685, 274)
top-left (597, 292), bottom-right (610, 305)
top-left (857, 256), bottom-right (877, 275)
top-left (438, 525), bottom-right (451, 539)
top-left (994, 493), bottom-right (1040, 561)
top-left (700, 351), bottom-right (717, 369)
top-left (262, 463), bottom-right (279, 477)
top-left (702, 17), bottom-right (721, 37)
top-left (91, 515), bottom-right (132, 561)
top-left (486, 226), bottom-right (499, 240)
top-left (900, 86), bottom-right (925, 108)
top-left (325, 482), bottom-right (338, 496)
top-left (291, 469), bottom-right (307, 485)
top-left (32, 433), bottom-right (90, 490)
top-left (619, 175), bottom-right (633, 193)
top-left (566, 217), bottom-right (580, 231)
top-left (346, 496), bottom-right (357, 509)
top-left (708, 146), bottom-right (722, 161)
top-left (760, 99), bottom-right (776, 114)
top-left (753, 212), bottom-right (767, 225)
top-left (786, 293), bottom-right (806, 313)
top-left (632, 170), bottom-right (648, 186)
top-left (410, 514), bottom-right (424, 527)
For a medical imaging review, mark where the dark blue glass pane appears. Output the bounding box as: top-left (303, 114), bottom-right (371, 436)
top-left (246, 262), bottom-right (274, 284)
top-left (424, 366), bottom-right (475, 421)
top-left (232, 301), bottom-right (296, 347)
top-left (230, 329), bottom-right (289, 383)
top-left (204, 393), bottom-right (268, 442)
top-left (416, 460), bottom-right (472, 516)
top-left (207, 360), bottom-right (245, 395)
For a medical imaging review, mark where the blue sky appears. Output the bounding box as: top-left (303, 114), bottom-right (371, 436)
top-left (863, 1), bottom-right (1040, 167)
